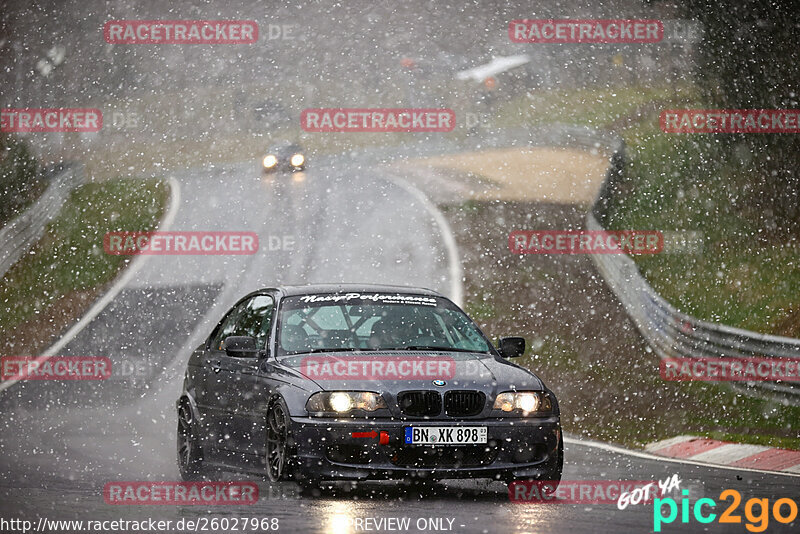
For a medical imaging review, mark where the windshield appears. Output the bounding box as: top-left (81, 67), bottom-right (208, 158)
top-left (277, 293), bottom-right (491, 355)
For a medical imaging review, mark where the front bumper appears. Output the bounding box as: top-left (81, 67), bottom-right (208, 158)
top-left (288, 415), bottom-right (561, 481)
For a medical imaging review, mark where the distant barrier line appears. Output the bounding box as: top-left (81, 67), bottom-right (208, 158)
top-left (578, 127), bottom-right (800, 404)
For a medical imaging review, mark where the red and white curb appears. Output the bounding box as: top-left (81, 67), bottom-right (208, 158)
top-left (646, 435), bottom-right (800, 474)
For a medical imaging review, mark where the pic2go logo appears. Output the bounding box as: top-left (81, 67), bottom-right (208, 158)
top-left (654, 489), bottom-right (798, 532)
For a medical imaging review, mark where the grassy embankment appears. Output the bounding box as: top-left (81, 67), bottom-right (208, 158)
top-left (0, 179), bottom-right (169, 354)
top-left (441, 84), bottom-right (800, 449)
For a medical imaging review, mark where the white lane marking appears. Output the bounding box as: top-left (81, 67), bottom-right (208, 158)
top-left (644, 434), bottom-right (700, 453)
top-left (382, 175), bottom-right (464, 307)
top-left (0, 176), bottom-right (181, 393)
top-left (563, 436), bottom-right (800, 478)
top-left (690, 444), bottom-right (771, 464)
top-left (785, 463), bottom-right (800, 474)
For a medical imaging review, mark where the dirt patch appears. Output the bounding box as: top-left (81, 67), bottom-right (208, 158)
top-left (772, 306), bottom-right (800, 339)
top-left (0, 284), bottom-right (116, 356)
top-left (408, 147), bottom-right (608, 204)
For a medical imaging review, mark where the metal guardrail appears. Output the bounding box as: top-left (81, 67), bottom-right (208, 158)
top-left (0, 163), bottom-right (83, 279)
top-left (583, 132), bottom-right (800, 403)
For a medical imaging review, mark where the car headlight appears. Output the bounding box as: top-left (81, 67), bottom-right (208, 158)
top-left (306, 392), bottom-right (387, 415)
top-left (263, 155), bottom-right (277, 168)
top-left (290, 153), bottom-right (304, 167)
top-left (329, 392), bottom-right (353, 412)
top-left (492, 391), bottom-right (552, 415)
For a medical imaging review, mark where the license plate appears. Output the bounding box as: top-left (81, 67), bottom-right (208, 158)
top-left (404, 426), bottom-right (487, 445)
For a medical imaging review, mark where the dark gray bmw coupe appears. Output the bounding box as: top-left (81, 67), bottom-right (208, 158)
top-left (177, 284), bottom-right (562, 489)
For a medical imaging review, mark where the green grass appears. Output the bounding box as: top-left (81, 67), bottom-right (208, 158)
top-left (607, 117), bottom-right (800, 335)
top-left (0, 179), bottom-right (169, 333)
top-left (496, 84), bottom-right (698, 129)
top-left (0, 133), bottom-right (42, 226)
top-left (700, 431), bottom-right (800, 451)
top-left (464, 297), bottom-right (498, 323)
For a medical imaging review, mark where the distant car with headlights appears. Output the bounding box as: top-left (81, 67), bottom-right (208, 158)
top-left (262, 141), bottom-right (305, 173)
top-left (176, 284), bottom-right (562, 490)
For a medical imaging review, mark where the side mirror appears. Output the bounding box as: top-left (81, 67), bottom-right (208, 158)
top-left (223, 336), bottom-right (259, 358)
top-left (498, 336), bottom-right (525, 359)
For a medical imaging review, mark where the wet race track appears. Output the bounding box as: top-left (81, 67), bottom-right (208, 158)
top-left (2, 1), bottom-right (800, 532)
top-left (1, 154), bottom-right (798, 534)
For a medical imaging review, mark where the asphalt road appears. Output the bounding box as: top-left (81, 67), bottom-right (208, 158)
top-left (1, 154), bottom-right (798, 534)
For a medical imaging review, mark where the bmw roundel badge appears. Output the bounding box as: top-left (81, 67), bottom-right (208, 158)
top-left (432, 379), bottom-right (446, 387)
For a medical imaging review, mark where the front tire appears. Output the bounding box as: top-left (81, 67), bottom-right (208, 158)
top-left (177, 402), bottom-right (207, 480)
top-left (265, 399), bottom-right (291, 482)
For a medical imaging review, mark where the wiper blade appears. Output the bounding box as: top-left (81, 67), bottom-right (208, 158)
top-left (293, 348), bottom-right (364, 354)
top-left (395, 346), bottom-right (485, 353)
top-left (290, 346), bottom-right (487, 354)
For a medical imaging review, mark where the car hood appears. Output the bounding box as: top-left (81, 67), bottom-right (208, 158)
top-left (278, 351), bottom-right (544, 395)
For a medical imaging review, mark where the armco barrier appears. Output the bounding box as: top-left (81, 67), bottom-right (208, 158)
top-left (0, 163), bottom-right (83, 279)
top-left (584, 132), bottom-right (800, 404)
